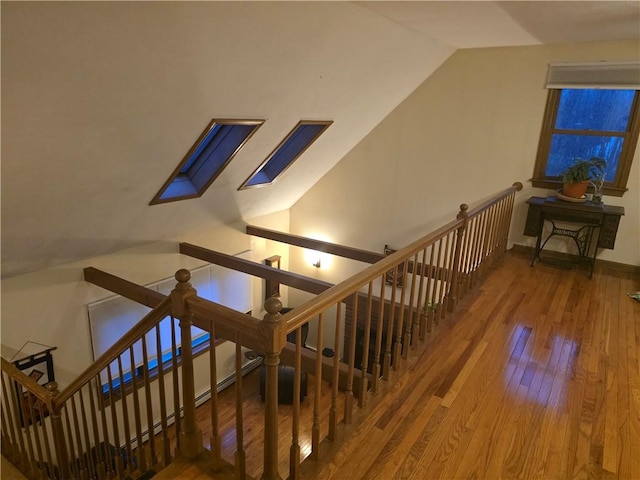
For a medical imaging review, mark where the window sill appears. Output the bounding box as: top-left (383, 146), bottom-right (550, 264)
top-left (530, 179), bottom-right (628, 197)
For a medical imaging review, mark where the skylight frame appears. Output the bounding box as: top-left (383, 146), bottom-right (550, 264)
top-left (238, 120), bottom-right (332, 190)
top-left (150, 118), bottom-right (264, 205)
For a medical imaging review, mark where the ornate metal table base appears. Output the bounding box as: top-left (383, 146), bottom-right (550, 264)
top-left (530, 220), bottom-right (600, 278)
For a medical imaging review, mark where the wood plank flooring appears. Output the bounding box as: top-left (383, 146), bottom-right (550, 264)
top-left (166, 250), bottom-right (640, 479)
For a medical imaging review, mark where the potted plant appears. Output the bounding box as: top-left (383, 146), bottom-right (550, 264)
top-left (561, 157), bottom-right (606, 198)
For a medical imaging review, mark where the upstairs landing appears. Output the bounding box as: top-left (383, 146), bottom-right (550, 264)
top-left (153, 250), bottom-right (640, 479)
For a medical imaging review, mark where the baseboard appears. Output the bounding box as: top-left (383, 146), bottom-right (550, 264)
top-left (509, 244), bottom-right (640, 276)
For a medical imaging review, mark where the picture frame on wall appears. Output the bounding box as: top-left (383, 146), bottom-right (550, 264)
top-left (264, 255), bottom-right (282, 300)
top-left (384, 245), bottom-right (404, 287)
top-left (29, 369), bottom-right (44, 382)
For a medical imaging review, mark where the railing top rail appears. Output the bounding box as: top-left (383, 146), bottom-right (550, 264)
top-left (54, 296), bottom-right (173, 406)
top-left (282, 218), bottom-right (462, 334)
top-left (466, 182), bottom-right (523, 219)
top-left (186, 296), bottom-right (264, 352)
top-left (1, 356), bottom-right (52, 405)
top-left (282, 182), bottom-right (522, 334)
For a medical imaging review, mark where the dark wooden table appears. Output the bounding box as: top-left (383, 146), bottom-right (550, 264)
top-left (523, 196), bottom-right (624, 278)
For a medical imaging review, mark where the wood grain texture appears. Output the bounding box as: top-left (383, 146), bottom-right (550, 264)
top-left (156, 250), bottom-right (639, 479)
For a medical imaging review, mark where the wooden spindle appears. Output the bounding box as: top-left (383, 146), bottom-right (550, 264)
top-left (116, 356), bottom-right (134, 475)
top-left (88, 378), bottom-right (106, 480)
top-left (470, 212), bottom-right (485, 287)
top-left (9, 380), bottom-right (28, 470)
top-left (208, 320), bottom-right (222, 470)
top-left (22, 390), bottom-right (37, 476)
top-left (154, 325), bottom-right (171, 468)
top-left (344, 294), bottom-right (358, 424)
top-left (78, 389), bottom-right (96, 480)
top-left (408, 252), bottom-right (419, 349)
top-left (38, 389), bottom-right (55, 479)
top-left (289, 327), bottom-right (302, 480)
top-left (424, 245), bottom-right (436, 334)
top-left (459, 216), bottom-right (474, 296)
top-left (48, 382), bottom-right (71, 480)
top-left (399, 260), bottom-right (411, 359)
top-left (234, 335), bottom-right (246, 480)
top-left (359, 283), bottom-right (373, 407)
top-left (31, 398), bottom-right (47, 478)
top-left (106, 365), bottom-right (124, 477)
top-left (439, 233), bottom-right (452, 321)
top-left (383, 271), bottom-right (397, 377)
top-left (170, 315), bottom-right (181, 454)
top-left (1, 373), bottom-right (18, 462)
top-left (371, 279), bottom-right (385, 392)
top-left (312, 311), bottom-right (324, 458)
top-left (129, 346), bottom-right (147, 473)
top-left (69, 395), bottom-right (87, 479)
top-left (415, 247), bottom-right (427, 340)
top-left (432, 240), bottom-right (444, 328)
top-left (141, 336), bottom-right (157, 467)
top-left (392, 264), bottom-right (403, 367)
top-left (62, 403), bottom-right (78, 479)
top-left (329, 303), bottom-right (342, 440)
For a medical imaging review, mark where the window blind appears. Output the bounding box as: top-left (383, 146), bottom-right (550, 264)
top-left (546, 61), bottom-right (640, 89)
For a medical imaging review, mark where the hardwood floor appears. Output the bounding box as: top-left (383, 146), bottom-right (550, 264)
top-left (167, 250), bottom-right (640, 479)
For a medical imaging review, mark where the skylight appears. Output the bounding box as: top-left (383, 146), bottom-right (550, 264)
top-left (150, 119), bottom-right (264, 205)
top-left (239, 120), bottom-right (332, 190)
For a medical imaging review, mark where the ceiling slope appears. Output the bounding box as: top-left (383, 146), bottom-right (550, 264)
top-left (1, 1), bottom-right (454, 277)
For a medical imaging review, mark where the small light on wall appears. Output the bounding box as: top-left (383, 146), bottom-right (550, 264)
top-left (312, 257), bottom-right (322, 268)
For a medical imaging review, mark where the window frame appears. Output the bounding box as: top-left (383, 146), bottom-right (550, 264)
top-left (531, 88), bottom-right (640, 196)
top-left (100, 331), bottom-right (225, 404)
top-left (238, 120), bottom-right (332, 190)
top-left (150, 118), bottom-right (264, 205)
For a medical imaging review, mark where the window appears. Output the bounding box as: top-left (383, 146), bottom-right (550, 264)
top-left (87, 256), bottom-right (254, 397)
top-left (532, 62), bottom-right (640, 196)
top-left (239, 120), bottom-right (332, 189)
top-left (151, 119), bottom-right (263, 205)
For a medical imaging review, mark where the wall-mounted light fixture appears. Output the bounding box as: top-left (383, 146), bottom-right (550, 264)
top-left (312, 257), bottom-right (322, 268)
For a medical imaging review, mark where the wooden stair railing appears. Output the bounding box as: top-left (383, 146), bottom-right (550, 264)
top-left (271, 182), bottom-right (522, 479)
top-left (2, 181), bottom-right (522, 480)
top-left (1, 296), bottom-right (174, 479)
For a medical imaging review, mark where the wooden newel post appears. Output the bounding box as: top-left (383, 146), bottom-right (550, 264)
top-left (171, 269), bottom-right (204, 461)
top-left (48, 382), bottom-right (71, 479)
top-left (447, 204), bottom-right (469, 312)
top-left (260, 296), bottom-right (285, 480)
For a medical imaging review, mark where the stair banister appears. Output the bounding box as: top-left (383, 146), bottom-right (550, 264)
top-left (170, 269), bottom-right (204, 461)
top-left (260, 296), bottom-right (286, 480)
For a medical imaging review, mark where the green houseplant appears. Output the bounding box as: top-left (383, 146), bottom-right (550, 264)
top-left (561, 157), bottom-right (606, 198)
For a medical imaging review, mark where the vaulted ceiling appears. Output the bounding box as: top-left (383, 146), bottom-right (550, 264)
top-left (2, 1), bottom-right (639, 278)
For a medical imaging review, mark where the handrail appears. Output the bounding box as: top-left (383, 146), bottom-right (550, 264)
top-left (186, 296), bottom-right (264, 352)
top-left (466, 182), bottom-right (523, 218)
top-left (0, 357), bottom-right (51, 405)
top-left (282, 182), bottom-right (523, 335)
top-left (281, 219), bottom-right (462, 334)
top-left (55, 296), bottom-right (172, 406)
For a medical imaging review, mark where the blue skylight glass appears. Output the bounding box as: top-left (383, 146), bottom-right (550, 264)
top-left (151, 119), bottom-right (263, 205)
top-left (240, 121), bottom-right (332, 189)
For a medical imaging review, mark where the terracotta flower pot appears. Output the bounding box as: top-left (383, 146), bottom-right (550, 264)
top-left (563, 181), bottom-right (589, 198)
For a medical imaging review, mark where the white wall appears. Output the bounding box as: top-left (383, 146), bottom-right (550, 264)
top-left (290, 40), bottom-right (640, 275)
top-left (1, 210), bottom-right (291, 390)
